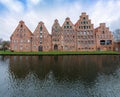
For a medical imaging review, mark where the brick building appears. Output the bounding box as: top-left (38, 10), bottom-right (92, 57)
top-left (32, 21), bottom-right (51, 52)
top-left (95, 23), bottom-right (114, 51)
top-left (10, 12), bottom-right (114, 52)
top-left (10, 20), bottom-right (33, 52)
top-left (51, 19), bottom-right (63, 51)
top-left (62, 17), bottom-right (76, 51)
top-left (75, 12), bottom-right (96, 51)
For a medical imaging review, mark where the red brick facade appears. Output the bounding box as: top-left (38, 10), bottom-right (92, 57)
top-left (10, 12), bottom-right (114, 52)
top-left (62, 17), bottom-right (76, 51)
top-left (51, 19), bottom-right (63, 51)
top-left (75, 12), bottom-right (96, 51)
top-left (95, 23), bottom-right (114, 51)
top-left (32, 22), bottom-right (51, 52)
top-left (10, 21), bottom-right (33, 52)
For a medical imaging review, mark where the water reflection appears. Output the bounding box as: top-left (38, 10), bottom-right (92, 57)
top-left (0, 55), bottom-right (120, 97)
top-left (8, 55), bottom-right (120, 83)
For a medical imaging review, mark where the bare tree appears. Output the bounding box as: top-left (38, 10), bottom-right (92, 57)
top-left (2, 41), bottom-right (10, 51)
top-left (113, 29), bottom-right (120, 42)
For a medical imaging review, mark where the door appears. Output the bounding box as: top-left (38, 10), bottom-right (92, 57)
top-left (54, 44), bottom-right (58, 50)
top-left (38, 46), bottom-right (43, 51)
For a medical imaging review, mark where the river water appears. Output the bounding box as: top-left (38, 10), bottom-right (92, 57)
top-left (0, 55), bottom-right (120, 97)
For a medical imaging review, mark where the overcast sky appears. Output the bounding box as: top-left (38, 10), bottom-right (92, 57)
top-left (0, 0), bottom-right (120, 40)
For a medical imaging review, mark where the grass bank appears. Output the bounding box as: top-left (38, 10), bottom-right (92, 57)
top-left (0, 51), bottom-right (120, 55)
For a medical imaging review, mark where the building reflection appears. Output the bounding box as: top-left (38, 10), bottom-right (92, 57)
top-left (8, 55), bottom-right (120, 82)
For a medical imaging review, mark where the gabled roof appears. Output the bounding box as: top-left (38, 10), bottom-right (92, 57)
top-left (11, 20), bottom-right (33, 38)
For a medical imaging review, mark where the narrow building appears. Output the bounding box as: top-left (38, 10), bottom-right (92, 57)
top-left (10, 20), bottom-right (33, 52)
top-left (95, 23), bottom-right (114, 51)
top-left (32, 21), bottom-right (51, 52)
top-left (62, 17), bottom-right (76, 51)
top-left (51, 19), bottom-right (63, 51)
top-left (75, 12), bottom-right (96, 51)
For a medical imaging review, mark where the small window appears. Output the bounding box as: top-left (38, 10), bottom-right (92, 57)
top-left (21, 25), bottom-right (23, 28)
top-left (102, 31), bottom-right (105, 34)
top-left (40, 41), bottom-right (42, 44)
top-left (66, 22), bottom-right (69, 25)
top-left (28, 40), bottom-right (30, 43)
top-left (67, 26), bottom-right (69, 28)
top-left (40, 26), bottom-right (42, 31)
top-left (83, 17), bottom-right (86, 20)
top-left (84, 26), bottom-right (86, 29)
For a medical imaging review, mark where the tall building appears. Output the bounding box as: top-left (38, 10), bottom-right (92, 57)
top-left (51, 19), bottom-right (63, 51)
top-left (32, 22), bottom-right (51, 52)
top-left (62, 17), bottom-right (76, 51)
top-left (10, 20), bottom-right (33, 52)
top-left (75, 12), bottom-right (96, 51)
top-left (10, 12), bottom-right (114, 52)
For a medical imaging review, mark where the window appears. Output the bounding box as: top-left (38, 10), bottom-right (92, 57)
top-left (84, 32), bottom-right (86, 35)
top-left (21, 25), bottom-right (23, 28)
top-left (21, 40), bottom-right (23, 43)
top-left (106, 40), bottom-right (112, 45)
top-left (20, 34), bottom-right (22, 38)
top-left (14, 46), bottom-right (17, 50)
top-left (100, 40), bottom-right (105, 45)
top-left (84, 26), bottom-right (86, 29)
top-left (40, 31), bottom-right (42, 33)
top-left (66, 22), bottom-right (69, 25)
top-left (81, 26), bottom-right (83, 29)
top-left (20, 46), bottom-right (22, 50)
top-left (40, 35), bottom-right (42, 38)
top-left (64, 26), bottom-right (66, 29)
top-left (40, 26), bottom-right (42, 31)
top-left (67, 26), bottom-right (69, 28)
top-left (40, 41), bottom-right (42, 44)
top-left (84, 21), bottom-right (86, 24)
top-left (28, 40), bottom-right (30, 43)
top-left (83, 17), bottom-right (86, 20)
top-left (102, 31), bottom-right (105, 34)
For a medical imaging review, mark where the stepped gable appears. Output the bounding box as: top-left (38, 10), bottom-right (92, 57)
top-left (10, 12), bottom-right (114, 52)
top-left (75, 12), bottom-right (96, 51)
top-left (52, 19), bottom-right (63, 51)
top-left (62, 17), bottom-right (76, 51)
top-left (95, 23), bottom-right (114, 51)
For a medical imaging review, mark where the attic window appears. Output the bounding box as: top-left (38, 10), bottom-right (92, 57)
top-left (83, 17), bottom-right (86, 20)
top-left (21, 25), bottom-right (23, 28)
top-left (40, 26), bottom-right (42, 31)
top-left (66, 22), bottom-right (69, 25)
